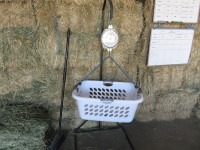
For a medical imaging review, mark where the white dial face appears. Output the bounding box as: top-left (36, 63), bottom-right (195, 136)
top-left (101, 29), bottom-right (119, 49)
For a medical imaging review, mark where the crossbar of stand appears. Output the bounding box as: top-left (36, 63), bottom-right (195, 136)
top-left (73, 120), bottom-right (135, 150)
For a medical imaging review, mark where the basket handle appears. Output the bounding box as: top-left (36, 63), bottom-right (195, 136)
top-left (100, 98), bottom-right (114, 104)
top-left (103, 81), bottom-right (113, 86)
top-left (74, 56), bottom-right (142, 93)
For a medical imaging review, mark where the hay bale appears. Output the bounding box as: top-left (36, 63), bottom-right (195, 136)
top-left (0, 104), bottom-right (48, 150)
top-left (135, 111), bottom-right (155, 122)
top-left (0, 0), bottom-right (35, 28)
top-left (196, 109), bottom-right (200, 119)
top-left (175, 110), bottom-right (192, 119)
top-left (57, 4), bottom-right (102, 34)
top-left (151, 67), bottom-right (172, 91)
top-left (154, 112), bottom-right (176, 121)
top-left (155, 91), bottom-right (198, 113)
top-left (0, 0), bottom-right (200, 133)
top-left (38, 1), bottom-right (143, 35)
top-left (0, 27), bottom-right (39, 69)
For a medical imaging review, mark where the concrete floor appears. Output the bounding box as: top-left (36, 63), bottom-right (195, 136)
top-left (59, 119), bottom-right (200, 150)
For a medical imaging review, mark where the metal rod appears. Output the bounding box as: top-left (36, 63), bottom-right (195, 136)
top-left (75, 126), bottom-right (121, 134)
top-left (100, 0), bottom-right (107, 81)
top-left (74, 134), bottom-right (77, 150)
top-left (58, 28), bottom-right (70, 131)
top-left (74, 120), bottom-right (88, 133)
top-left (117, 123), bottom-right (135, 150)
top-left (98, 121), bottom-right (101, 129)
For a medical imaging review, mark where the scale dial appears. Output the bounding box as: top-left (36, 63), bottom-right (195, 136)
top-left (101, 25), bottom-right (119, 51)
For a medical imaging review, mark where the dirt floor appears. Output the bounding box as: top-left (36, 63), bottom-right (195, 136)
top-left (58, 119), bottom-right (200, 150)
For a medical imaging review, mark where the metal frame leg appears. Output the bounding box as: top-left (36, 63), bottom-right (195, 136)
top-left (73, 120), bottom-right (135, 150)
top-left (117, 123), bottom-right (135, 150)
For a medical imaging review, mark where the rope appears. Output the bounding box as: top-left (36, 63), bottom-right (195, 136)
top-left (77, 56), bottom-right (142, 93)
top-left (54, 16), bottom-right (61, 55)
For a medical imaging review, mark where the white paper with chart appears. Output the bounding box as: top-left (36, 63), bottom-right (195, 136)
top-left (148, 29), bottom-right (194, 66)
top-left (154, 0), bottom-right (200, 23)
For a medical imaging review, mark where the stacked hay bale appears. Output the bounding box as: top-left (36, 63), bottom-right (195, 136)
top-left (0, 0), bottom-right (199, 133)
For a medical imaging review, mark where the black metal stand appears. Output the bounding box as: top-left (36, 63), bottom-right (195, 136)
top-left (73, 120), bottom-right (135, 150)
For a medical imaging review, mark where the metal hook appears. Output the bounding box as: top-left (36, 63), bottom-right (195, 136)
top-left (102, 0), bottom-right (113, 24)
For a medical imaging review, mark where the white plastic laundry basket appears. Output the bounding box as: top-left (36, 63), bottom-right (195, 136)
top-left (72, 80), bottom-right (143, 123)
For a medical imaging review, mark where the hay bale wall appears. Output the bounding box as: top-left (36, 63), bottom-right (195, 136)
top-left (0, 0), bottom-right (200, 130)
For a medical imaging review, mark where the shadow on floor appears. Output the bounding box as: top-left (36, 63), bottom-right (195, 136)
top-left (59, 119), bottom-right (200, 150)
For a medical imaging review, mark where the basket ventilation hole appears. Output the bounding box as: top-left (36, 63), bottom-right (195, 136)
top-left (120, 107), bottom-right (125, 110)
top-left (110, 110), bottom-right (114, 113)
top-left (120, 111), bottom-right (124, 114)
top-left (90, 88), bottom-right (93, 91)
top-left (100, 113), bottom-right (103, 116)
top-left (84, 104), bottom-right (88, 107)
top-left (125, 111), bottom-right (129, 114)
top-left (125, 107), bottom-right (130, 110)
top-left (104, 114), bottom-right (108, 117)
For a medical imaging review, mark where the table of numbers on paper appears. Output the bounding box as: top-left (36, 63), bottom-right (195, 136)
top-left (148, 29), bottom-right (194, 66)
top-left (154, 0), bottom-right (200, 23)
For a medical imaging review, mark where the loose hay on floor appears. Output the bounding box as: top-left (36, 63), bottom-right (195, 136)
top-left (0, 103), bottom-right (49, 150)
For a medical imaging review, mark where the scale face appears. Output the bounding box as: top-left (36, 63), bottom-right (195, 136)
top-left (101, 25), bottom-right (119, 51)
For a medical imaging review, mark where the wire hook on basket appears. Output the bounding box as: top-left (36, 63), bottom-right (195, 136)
top-left (74, 56), bottom-right (142, 93)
